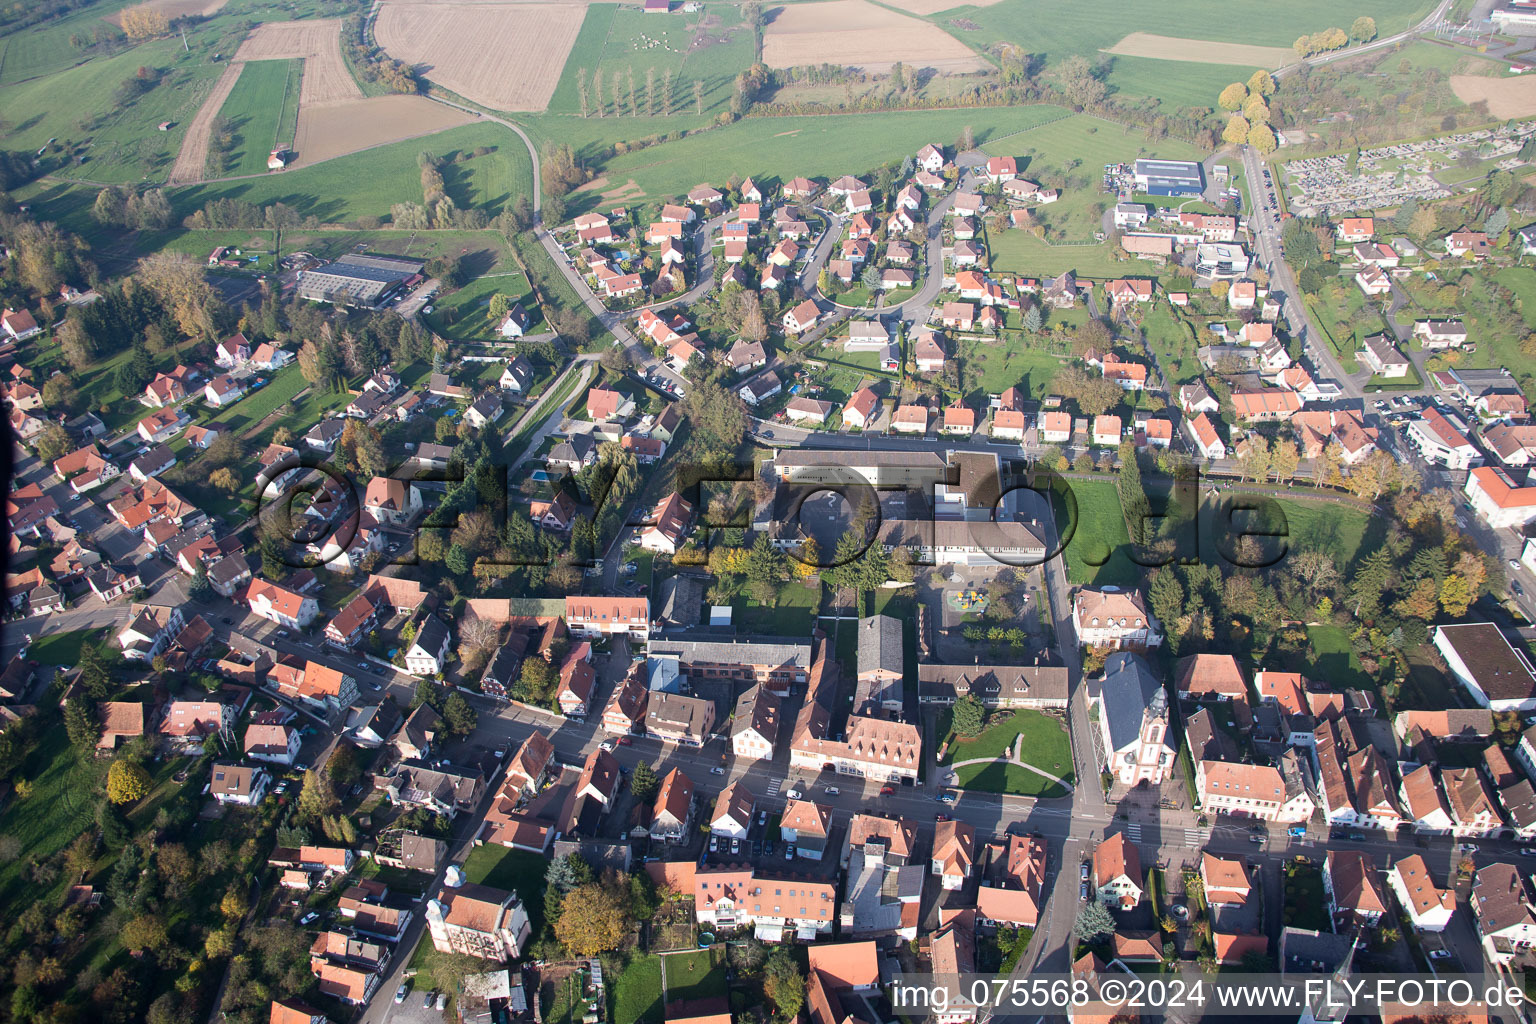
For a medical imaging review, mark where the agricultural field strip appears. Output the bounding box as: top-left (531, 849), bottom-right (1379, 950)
top-left (761, 0), bottom-right (988, 74)
top-left (1451, 75), bottom-right (1536, 119)
top-left (374, 2), bottom-right (587, 112)
top-left (168, 58), bottom-right (245, 184)
top-left (1102, 33), bottom-right (1293, 69)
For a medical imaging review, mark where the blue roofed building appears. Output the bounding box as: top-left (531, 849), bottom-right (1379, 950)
top-left (1133, 159), bottom-right (1206, 197)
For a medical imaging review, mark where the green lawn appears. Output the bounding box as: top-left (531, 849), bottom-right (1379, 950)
top-left (421, 269), bottom-right (538, 343)
top-left (0, 721), bottom-right (112, 913)
top-left (610, 953), bottom-right (664, 1024)
top-left (544, 3), bottom-right (755, 119)
top-left (1306, 624), bottom-right (1373, 690)
top-left (1206, 495), bottom-right (1370, 570)
top-left (28, 629), bottom-right (99, 666)
top-left (1142, 301), bottom-right (1200, 386)
top-left (462, 844), bottom-right (550, 935)
top-left (202, 362), bottom-right (313, 435)
top-left (941, 709), bottom-right (1073, 781)
top-left (1102, 55), bottom-right (1242, 112)
top-left (736, 580), bottom-right (820, 634)
top-left (662, 948), bottom-right (727, 1004)
top-left (0, 34), bottom-right (230, 184)
top-left (215, 59), bottom-right (301, 177)
top-left (586, 105), bottom-right (1069, 209)
top-left (1051, 477), bottom-right (1139, 586)
top-left (167, 122), bottom-right (535, 225)
top-left (933, 0), bottom-right (1433, 108)
top-left (953, 762), bottom-right (1070, 798)
top-left (989, 230), bottom-right (1129, 281)
top-left (957, 338), bottom-right (1065, 401)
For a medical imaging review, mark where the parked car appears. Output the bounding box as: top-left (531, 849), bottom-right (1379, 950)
top-left (394, 984), bottom-right (409, 1005)
top-left (1429, 949), bottom-right (1452, 961)
top-left (709, 836), bottom-right (718, 853)
top-left (880, 785), bottom-right (895, 796)
top-left (710, 766), bottom-right (725, 776)
top-left (599, 740), bottom-right (615, 752)
top-left (786, 844), bottom-right (795, 860)
top-left (1080, 882), bottom-right (1089, 902)
top-left (299, 911), bottom-right (318, 925)
top-left (1520, 847), bottom-right (1536, 857)
top-left (1080, 862), bottom-right (1089, 881)
top-left (824, 787), bottom-right (839, 796)
top-left (423, 991), bottom-right (435, 1009)
top-left (437, 993), bottom-right (448, 1011)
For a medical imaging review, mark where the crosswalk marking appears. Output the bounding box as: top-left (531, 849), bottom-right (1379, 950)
top-left (766, 778), bottom-right (782, 796)
top-left (1124, 823), bottom-right (1143, 842)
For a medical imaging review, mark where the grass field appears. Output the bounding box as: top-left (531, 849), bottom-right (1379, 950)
top-left (954, 761), bottom-right (1070, 797)
top-left (1142, 302), bottom-right (1200, 386)
top-left (1102, 55), bottom-right (1242, 113)
top-left (956, 338), bottom-right (1065, 400)
top-left (545, 3), bottom-right (755, 118)
top-left (1, 35), bottom-right (232, 184)
top-left (216, 58), bottom-right (301, 177)
top-left (610, 954), bottom-right (664, 1024)
top-left (941, 709), bottom-right (1072, 778)
top-left (932, 0), bottom-right (1434, 107)
top-left (0, 722), bottom-right (111, 916)
top-left (1307, 624), bottom-right (1374, 690)
top-left (662, 949), bottom-right (727, 1004)
top-left (1197, 493), bottom-right (1371, 577)
top-left (586, 104), bottom-right (1070, 208)
top-left (1051, 477), bottom-right (1139, 586)
top-left (29, 629), bottom-right (98, 666)
top-left (169, 121), bottom-right (534, 224)
top-left (421, 269), bottom-right (537, 342)
top-left (990, 230), bottom-right (1130, 280)
top-left (0, 1), bottom-right (129, 87)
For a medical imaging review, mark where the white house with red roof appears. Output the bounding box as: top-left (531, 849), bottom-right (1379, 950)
top-left (1466, 466), bottom-right (1536, 528)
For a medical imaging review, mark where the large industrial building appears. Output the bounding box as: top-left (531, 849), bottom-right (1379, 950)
top-left (296, 254), bottom-right (426, 307)
top-left (1133, 159), bottom-right (1206, 197)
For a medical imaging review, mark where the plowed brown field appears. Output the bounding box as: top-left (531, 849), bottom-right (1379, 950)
top-left (290, 95), bottom-right (473, 166)
top-left (761, 0), bottom-right (987, 74)
top-left (374, 2), bottom-right (585, 111)
top-left (1451, 74), bottom-right (1536, 119)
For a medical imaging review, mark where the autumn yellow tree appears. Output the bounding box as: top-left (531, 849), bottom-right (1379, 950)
top-left (120, 7), bottom-right (169, 39)
top-left (791, 537), bottom-right (819, 580)
top-left (1247, 122), bottom-right (1278, 155)
top-left (553, 881), bottom-right (629, 956)
top-left (1247, 70), bottom-right (1275, 97)
top-left (107, 760), bottom-right (151, 804)
top-left (1439, 573), bottom-right (1473, 617)
top-left (1217, 82), bottom-right (1248, 111)
top-left (1222, 115), bottom-right (1250, 146)
top-left (1243, 95), bottom-right (1270, 124)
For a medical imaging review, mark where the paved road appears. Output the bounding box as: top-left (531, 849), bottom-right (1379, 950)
top-left (1240, 143), bottom-right (1365, 400)
top-left (1273, 0), bottom-right (1456, 80)
top-left (502, 357), bottom-right (596, 468)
